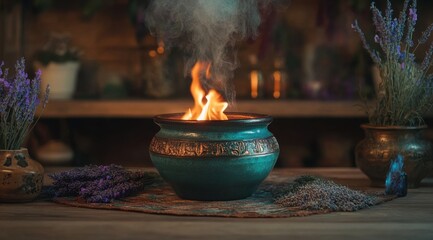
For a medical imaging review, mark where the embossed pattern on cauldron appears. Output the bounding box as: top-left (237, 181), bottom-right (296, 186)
top-left (0, 149), bottom-right (44, 202)
top-left (355, 125), bottom-right (433, 188)
top-left (149, 113), bottom-right (280, 201)
top-left (150, 137), bottom-right (279, 157)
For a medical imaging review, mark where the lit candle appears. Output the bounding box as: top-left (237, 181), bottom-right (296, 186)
top-left (273, 71), bottom-right (281, 99)
top-left (149, 50), bottom-right (157, 58)
top-left (250, 70), bottom-right (259, 99)
top-left (271, 57), bottom-right (287, 99)
top-left (157, 41), bottom-right (165, 54)
top-left (248, 55), bottom-right (263, 99)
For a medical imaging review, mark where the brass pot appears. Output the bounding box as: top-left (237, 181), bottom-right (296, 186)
top-left (355, 124), bottom-right (433, 188)
top-left (0, 149), bottom-right (44, 202)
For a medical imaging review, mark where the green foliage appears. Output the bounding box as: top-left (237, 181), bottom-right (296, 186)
top-left (35, 33), bottom-right (80, 66)
top-left (35, 50), bottom-right (79, 66)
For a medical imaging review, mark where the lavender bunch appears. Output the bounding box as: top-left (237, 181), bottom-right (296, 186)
top-left (0, 58), bottom-right (50, 150)
top-left (352, 0), bottom-right (433, 126)
top-left (49, 165), bottom-right (158, 203)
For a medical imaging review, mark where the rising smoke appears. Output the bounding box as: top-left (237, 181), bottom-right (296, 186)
top-left (145, 0), bottom-right (270, 103)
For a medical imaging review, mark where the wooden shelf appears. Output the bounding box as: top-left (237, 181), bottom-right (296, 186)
top-left (37, 100), bottom-right (367, 118)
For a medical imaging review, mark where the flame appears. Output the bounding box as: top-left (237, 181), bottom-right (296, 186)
top-left (182, 62), bottom-right (228, 121)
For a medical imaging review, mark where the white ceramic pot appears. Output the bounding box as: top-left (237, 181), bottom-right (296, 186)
top-left (38, 62), bottom-right (80, 99)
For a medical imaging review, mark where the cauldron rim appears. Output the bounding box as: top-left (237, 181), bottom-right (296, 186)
top-left (154, 112), bottom-right (272, 126)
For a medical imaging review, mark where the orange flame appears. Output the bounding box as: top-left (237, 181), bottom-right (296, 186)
top-left (182, 62), bottom-right (228, 121)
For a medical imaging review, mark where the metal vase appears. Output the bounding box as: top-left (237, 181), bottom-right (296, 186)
top-left (149, 113), bottom-right (279, 201)
top-left (0, 149), bottom-right (44, 202)
top-left (355, 124), bottom-right (433, 188)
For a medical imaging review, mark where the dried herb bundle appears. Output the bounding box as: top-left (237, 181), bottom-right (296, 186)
top-left (273, 176), bottom-right (378, 212)
top-left (48, 165), bottom-right (159, 203)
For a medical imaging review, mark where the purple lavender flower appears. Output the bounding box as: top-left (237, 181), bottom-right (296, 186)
top-left (409, 8), bottom-right (417, 22)
top-left (396, 0), bottom-right (410, 43)
top-left (422, 42), bottom-right (433, 70)
top-left (397, 46), bottom-right (406, 63)
top-left (405, 1), bottom-right (417, 47)
top-left (419, 23), bottom-right (433, 44)
top-left (0, 57), bottom-right (49, 150)
top-left (85, 181), bottom-right (145, 203)
top-left (43, 84), bottom-right (50, 108)
top-left (50, 164), bottom-right (126, 182)
top-left (352, 20), bottom-right (381, 64)
top-left (390, 18), bottom-right (398, 35)
top-left (48, 165), bottom-right (158, 203)
top-left (0, 65), bottom-right (11, 114)
top-left (370, 3), bottom-right (390, 52)
top-left (353, 0), bottom-right (433, 127)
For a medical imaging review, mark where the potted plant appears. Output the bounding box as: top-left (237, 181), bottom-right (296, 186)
top-left (34, 33), bottom-right (81, 99)
top-left (0, 58), bottom-right (50, 202)
top-left (352, 0), bottom-right (433, 188)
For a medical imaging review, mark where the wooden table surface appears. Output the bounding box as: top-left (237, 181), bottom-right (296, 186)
top-left (1, 168), bottom-right (432, 240)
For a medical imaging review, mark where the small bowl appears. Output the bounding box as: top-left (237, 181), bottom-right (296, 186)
top-left (149, 112), bottom-right (279, 201)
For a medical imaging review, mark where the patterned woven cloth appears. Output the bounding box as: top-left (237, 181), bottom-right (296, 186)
top-left (53, 171), bottom-right (393, 218)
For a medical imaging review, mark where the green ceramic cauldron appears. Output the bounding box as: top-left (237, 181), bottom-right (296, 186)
top-left (149, 113), bottom-right (279, 201)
